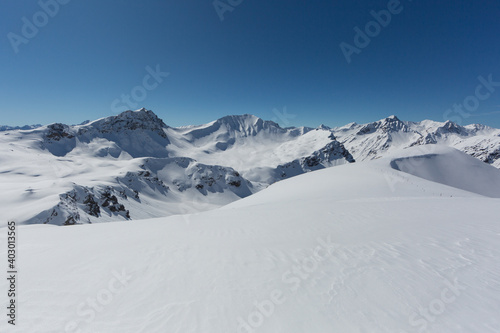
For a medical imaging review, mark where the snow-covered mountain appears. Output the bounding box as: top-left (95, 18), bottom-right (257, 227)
top-left (0, 108), bottom-right (499, 226)
top-left (0, 124), bottom-right (42, 131)
top-left (333, 115), bottom-right (500, 168)
top-left (0, 109), bottom-right (353, 226)
top-left (1, 145), bottom-right (499, 333)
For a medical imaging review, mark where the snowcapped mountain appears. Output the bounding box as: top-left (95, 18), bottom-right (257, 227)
top-left (0, 108), bottom-right (499, 226)
top-left (0, 109), bottom-right (352, 226)
top-left (42, 109), bottom-right (171, 158)
top-left (0, 124), bottom-right (42, 131)
top-left (2, 145), bottom-right (499, 333)
top-left (333, 115), bottom-right (500, 168)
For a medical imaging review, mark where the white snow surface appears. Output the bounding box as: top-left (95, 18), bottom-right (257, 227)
top-left (1, 145), bottom-right (499, 333)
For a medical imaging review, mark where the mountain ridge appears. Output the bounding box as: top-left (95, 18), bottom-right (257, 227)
top-left (1, 108), bottom-right (499, 226)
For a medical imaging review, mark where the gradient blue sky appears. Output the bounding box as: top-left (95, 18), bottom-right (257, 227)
top-left (1, 0), bottom-right (499, 128)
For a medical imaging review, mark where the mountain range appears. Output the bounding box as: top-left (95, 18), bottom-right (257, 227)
top-left (1, 108), bottom-right (499, 226)
top-left (2, 143), bottom-right (499, 333)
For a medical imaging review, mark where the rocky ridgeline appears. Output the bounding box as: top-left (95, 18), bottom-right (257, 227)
top-left (78, 108), bottom-right (168, 139)
top-left (28, 185), bottom-right (131, 226)
top-left (334, 116), bottom-right (500, 167)
top-left (27, 157), bottom-right (252, 226)
top-left (276, 139), bottom-right (355, 180)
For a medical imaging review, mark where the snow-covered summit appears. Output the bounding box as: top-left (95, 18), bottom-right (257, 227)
top-left (81, 108), bottom-right (168, 138)
top-left (1, 109), bottom-right (500, 226)
top-left (177, 114), bottom-right (295, 143)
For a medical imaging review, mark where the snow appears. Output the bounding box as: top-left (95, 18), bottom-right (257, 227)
top-left (0, 110), bottom-right (355, 226)
top-left (334, 115), bottom-right (500, 165)
top-left (2, 110), bottom-right (500, 227)
top-left (1, 145), bottom-right (499, 332)
top-left (164, 116), bottom-right (327, 172)
top-left (387, 145), bottom-right (500, 198)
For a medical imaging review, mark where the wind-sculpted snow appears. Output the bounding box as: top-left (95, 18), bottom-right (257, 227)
top-left (388, 146), bottom-right (500, 198)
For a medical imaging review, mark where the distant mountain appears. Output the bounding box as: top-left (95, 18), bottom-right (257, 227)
top-left (0, 108), bottom-right (498, 226)
top-left (333, 115), bottom-right (500, 168)
top-left (0, 124), bottom-right (42, 131)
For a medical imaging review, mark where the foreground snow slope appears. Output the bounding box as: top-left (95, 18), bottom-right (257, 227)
top-left (1, 147), bottom-right (499, 333)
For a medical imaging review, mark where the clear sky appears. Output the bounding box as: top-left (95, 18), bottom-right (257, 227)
top-left (1, 0), bottom-right (499, 128)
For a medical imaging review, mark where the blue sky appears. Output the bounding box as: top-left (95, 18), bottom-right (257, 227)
top-left (1, 0), bottom-right (499, 128)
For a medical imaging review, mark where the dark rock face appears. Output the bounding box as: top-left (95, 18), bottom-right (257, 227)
top-left (83, 195), bottom-right (100, 217)
top-left (228, 180), bottom-right (241, 187)
top-left (276, 139), bottom-right (355, 180)
top-left (461, 143), bottom-right (500, 166)
top-left (486, 149), bottom-right (500, 164)
top-left (45, 123), bottom-right (74, 141)
top-left (36, 186), bottom-right (132, 226)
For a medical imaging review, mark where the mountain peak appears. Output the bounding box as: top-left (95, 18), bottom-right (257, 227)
top-left (116, 108), bottom-right (165, 124)
top-left (378, 115), bottom-right (407, 132)
top-left (355, 115), bottom-right (406, 135)
top-left (216, 114), bottom-right (267, 126)
top-left (214, 114), bottom-right (283, 135)
top-left (438, 120), bottom-right (468, 136)
top-left (381, 115), bottom-right (402, 123)
top-left (85, 108), bottom-right (168, 137)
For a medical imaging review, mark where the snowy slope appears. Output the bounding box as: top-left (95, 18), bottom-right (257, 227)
top-left (166, 115), bottom-right (331, 170)
top-left (1, 148), bottom-right (499, 333)
top-left (1, 109), bottom-right (499, 226)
